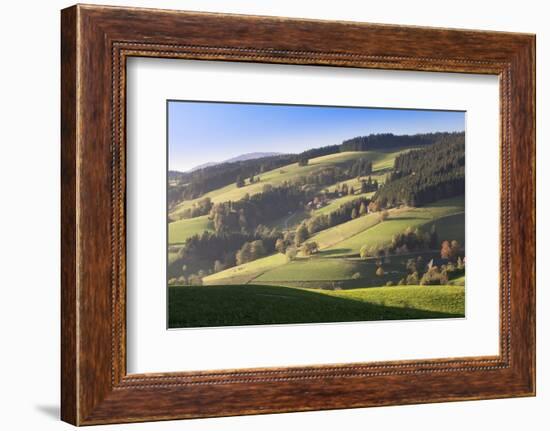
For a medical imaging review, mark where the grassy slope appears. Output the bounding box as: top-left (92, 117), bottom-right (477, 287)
top-left (323, 149), bottom-right (413, 194)
top-left (206, 196), bottom-right (465, 286)
top-left (170, 151), bottom-right (366, 218)
top-left (168, 147), bottom-right (416, 244)
top-left (423, 213), bottom-right (466, 245)
top-left (307, 211), bottom-right (382, 250)
top-left (170, 149), bottom-right (414, 219)
top-left (255, 257), bottom-right (360, 282)
top-left (169, 148), bottom-right (464, 287)
top-left (312, 191), bottom-right (375, 216)
top-left (449, 275), bottom-right (466, 286)
top-left (371, 149), bottom-right (409, 171)
top-left (326, 173), bottom-right (386, 192)
top-left (325, 284), bottom-right (464, 315)
top-left (321, 195), bottom-right (465, 256)
top-left (209, 250), bottom-right (448, 289)
top-left (169, 284), bottom-right (465, 328)
top-left (168, 215), bottom-right (213, 245)
top-left (254, 252), bottom-right (441, 289)
top-left (203, 253), bottom-right (288, 285)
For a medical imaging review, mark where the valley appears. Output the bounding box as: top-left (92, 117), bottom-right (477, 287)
top-left (167, 131), bottom-right (466, 327)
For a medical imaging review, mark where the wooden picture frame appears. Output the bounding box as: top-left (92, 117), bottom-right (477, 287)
top-left (61, 4), bottom-right (535, 425)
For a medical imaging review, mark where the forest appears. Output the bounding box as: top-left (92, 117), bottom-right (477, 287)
top-left (340, 131), bottom-right (460, 151)
top-left (372, 132), bottom-right (465, 207)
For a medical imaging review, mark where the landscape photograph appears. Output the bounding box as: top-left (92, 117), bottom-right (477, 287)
top-left (167, 101), bottom-right (466, 328)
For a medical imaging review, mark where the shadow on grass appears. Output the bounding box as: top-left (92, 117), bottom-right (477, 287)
top-left (386, 216), bottom-right (429, 221)
top-left (169, 284), bottom-right (463, 328)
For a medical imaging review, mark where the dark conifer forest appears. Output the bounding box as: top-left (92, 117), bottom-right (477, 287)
top-left (373, 133), bottom-right (465, 207)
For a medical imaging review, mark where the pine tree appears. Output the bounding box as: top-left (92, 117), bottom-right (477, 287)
top-left (341, 183), bottom-right (348, 195)
top-left (295, 223), bottom-right (309, 246)
top-left (429, 224), bottom-right (439, 249)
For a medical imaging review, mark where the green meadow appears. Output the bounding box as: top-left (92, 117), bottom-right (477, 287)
top-left (169, 149), bottom-right (410, 219)
top-left (170, 151), bottom-right (368, 218)
top-left (168, 131), bottom-right (466, 328)
top-left (169, 284), bottom-right (464, 328)
top-left (168, 215), bottom-right (213, 245)
top-left (322, 196), bottom-right (464, 256)
top-left (311, 191), bottom-right (376, 216)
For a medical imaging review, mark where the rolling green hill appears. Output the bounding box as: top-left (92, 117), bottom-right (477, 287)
top-left (168, 130), bottom-right (466, 329)
top-left (306, 211), bottom-right (382, 250)
top-left (169, 284), bottom-right (465, 328)
top-left (167, 147), bottom-right (420, 250)
top-left (206, 250), bottom-right (448, 289)
top-left (311, 191), bottom-right (376, 216)
top-left (204, 195), bottom-right (464, 288)
top-left (169, 149), bottom-right (415, 219)
top-left (168, 215), bottom-right (213, 245)
top-left (371, 148), bottom-right (414, 171)
top-left (255, 257), bottom-right (360, 282)
top-left (203, 253), bottom-right (288, 285)
top-left (253, 254), bottom-right (431, 289)
top-left (320, 195), bottom-right (464, 256)
top-left (169, 151), bottom-right (364, 218)
top-left (422, 213), bottom-right (465, 245)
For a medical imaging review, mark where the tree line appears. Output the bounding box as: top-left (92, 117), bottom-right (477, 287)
top-left (290, 158), bottom-right (374, 189)
top-left (304, 197), bottom-right (372, 236)
top-left (209, 183), bottom-right (311, 234)
top-left (170, 144), bottom-right (343, 205)
top-left (360, 225), bottom-right (465, 287)
top-left (169, 225), bottom-right (284, 285)
top-left (175, 197), bottom-right (213, 219)
top-left (340, 131), bottom-right (463, 152)
top-left (170, 154), bottom-right (297, 204)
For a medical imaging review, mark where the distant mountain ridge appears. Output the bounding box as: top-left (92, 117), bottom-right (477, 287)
top-left (225, 152), bottom-right (283, 164)
top-left (186, 152), bottom-right (283, 173)
top-left (186, 162), bottom-right (217, 172)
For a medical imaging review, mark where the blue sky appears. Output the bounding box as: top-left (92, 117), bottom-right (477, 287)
top-left (168, 101), bottom-right (465, 172)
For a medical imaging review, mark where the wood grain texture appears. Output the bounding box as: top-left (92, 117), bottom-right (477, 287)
top-left (60, 5), bottom-right (78, 425)
top-left (60, 4), bottom-right (535, 425)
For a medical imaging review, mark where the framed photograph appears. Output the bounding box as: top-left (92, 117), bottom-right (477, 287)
top-left (61, 4), bottom-right (535, 425)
